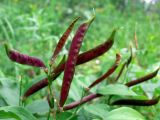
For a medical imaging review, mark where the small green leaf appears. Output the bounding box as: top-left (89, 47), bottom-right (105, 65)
top-left (0, 78), bottom-right (19, 106)
top-left (84, 104), bottom-right (109, 119)
top-left (25, 99), bottom-right (49, 114)
top-left (56, 112), bottom-right (77, 120)
top-left (0, 110), bottom-right (20, 120)
top-left (0, 106), bottom-right (37, 120)
top-left (103, 107), bottom-right (145, 120)
top-left (97, 84), bottom-right (137, 96)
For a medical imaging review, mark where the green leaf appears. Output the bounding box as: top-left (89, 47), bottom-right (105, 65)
top-left (103, 107), bottom-right (145, 120)
top-left (25, 99), bottom-right (49, 114)
top-left (0, 110), bottom-right (20, 120)
top-left (0, 87), bottom-right (19, 106)
top-left (97, 84), bottom-right (137, 96)
top-left (84, 104), bottom-right (109, 119)
top-left (0, 106), bottom-right (37, 120)
top-left (56, 112), bottom-right (77, 120)
top-left (0, 78), bottom-right (19, 105)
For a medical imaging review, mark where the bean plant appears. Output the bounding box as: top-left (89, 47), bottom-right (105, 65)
top-left (2, 16), bottom-right (159, 120)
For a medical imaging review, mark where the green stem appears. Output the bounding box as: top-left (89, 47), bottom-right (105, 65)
top-left (108, 95), bottom-right (113, 105)
top-left (66, 87), bottom-right (86, 120)
top-left (47, 109), bottom-right (51, 120)
top-left (47, 65), bottom-right (57, 119)
top-left (19, 76), bottom-right (22, 106)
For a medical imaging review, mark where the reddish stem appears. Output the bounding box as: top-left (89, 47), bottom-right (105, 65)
top-left (63, 93), bottom-right (102, 111)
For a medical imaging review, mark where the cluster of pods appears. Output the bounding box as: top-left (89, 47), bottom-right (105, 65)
top-left (5, 16), bottom-right (159, 111)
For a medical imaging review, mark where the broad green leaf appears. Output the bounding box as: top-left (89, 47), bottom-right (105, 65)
top-left (84, 104), bottom-right (109, 119)
top-left (103, 107), bottom-right (145, 120)
top-left (0, 96), bottom-right (7, 107)
top-left (56, 112), bottom-right (77, 120)
top-left (25, 99), bottom-right (49, 114)
top-left (0, 110), bottom-right (20, 120)
top-left (97, 84), bottom-right (137, 96)
top-left (0, 78), bottom-right (19, 105)
top-left (0, 87), bottom-right (19, 105)
top-left (0, 106), bottom-right (37, 120)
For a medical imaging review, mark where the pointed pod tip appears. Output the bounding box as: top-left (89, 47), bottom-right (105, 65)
top-left (157, 96), bottom-right (160, 101)
top-left (116, 53), bottom-right (121, 64)
top-left (153, 67), bottom-right (160, 76)
top-left (116, 52), bottom-right (121, 58)
top-left (4, 43), bottom-right (10, 55)
top-left (73, 16), bottom-right (81, 23)
top-left (109, 28), bottom-right (118, 41)
top-left (89, 15), bottom-right (95, 23)
top-left (85, 15), bottom-right (95, 25)
top-left (116, 53), bottom-right (121, 58)
top-left (155, 96), bottom-right (160, 101)
top-left (76, 16), bottom-right (81, 20)
top-left (156, 67), bottom-right (159, 74)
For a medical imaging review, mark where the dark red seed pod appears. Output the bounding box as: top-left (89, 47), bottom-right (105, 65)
top-left (51, 17), bottom-right (80, 63)
top-left (60, 17), bottom-right (95, 107)
top-left (125, 68), bottom-right (159, 87)
top-left (111, 98), bottom-right (159, 106)
top-left (63, 93), bottom-right (102, 111)
top-left (23, 28), bottom-right (117, 98)
top-left (23, 58), bottom-right (63, 99)
top-left (115, 62), bottom-right (126, 82)
top-left (52, 29), bottom-right (117, 75)
top-left (23, 72), bottom-right (61, 98)
top-left (76, 29), bottom-right (116, 65)
top-left (5, 44), bottom-right (46, 68)
top-left (51, 55), bottom-right (66, 76)
top-left (115, 47), bottom-right (133, 82)
top-left (23, 78), bottom-right (48, 99)
top-left (88, 53), bottom-right (121, 89)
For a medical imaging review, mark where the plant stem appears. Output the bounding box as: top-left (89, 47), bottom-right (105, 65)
top-left (63, 93), bottom-right (102, 111)
top-left (47, 109), bottom-right (51, 120)
top-left (19, 75), bottom-right (22, 106)
top-left (67, 87), bottom-right (87, 120)
top-left (47, 65), bottom-right (58, 119)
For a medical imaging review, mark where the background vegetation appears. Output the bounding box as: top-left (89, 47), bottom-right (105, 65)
top-left (0, 0), bottom-right (160, 119)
